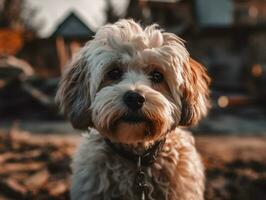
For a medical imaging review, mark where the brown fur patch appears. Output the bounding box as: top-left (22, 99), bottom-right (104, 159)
top-left (179, 58), bottom-right (211, 126)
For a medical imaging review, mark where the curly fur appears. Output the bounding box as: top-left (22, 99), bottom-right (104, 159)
top-left (56, 19), bottom-right (210, 200)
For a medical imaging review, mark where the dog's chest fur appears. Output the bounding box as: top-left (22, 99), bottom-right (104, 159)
top-left (70, 128), bottom-right (205, 200)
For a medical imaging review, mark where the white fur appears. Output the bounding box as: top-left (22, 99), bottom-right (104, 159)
top-left (71, 128), bottom-right (205, 200)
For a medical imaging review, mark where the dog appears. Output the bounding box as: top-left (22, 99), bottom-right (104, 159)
top-left (56, 19), bottom-right (210, 200)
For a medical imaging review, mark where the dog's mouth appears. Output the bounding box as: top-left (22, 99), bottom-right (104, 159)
top-left (120, 112), bottom-right (147, 124)
top-left (110, 112), bottom-right (152, 132)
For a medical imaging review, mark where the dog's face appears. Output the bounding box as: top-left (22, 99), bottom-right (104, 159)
top-left (56, 19), bottom-right (210, 144)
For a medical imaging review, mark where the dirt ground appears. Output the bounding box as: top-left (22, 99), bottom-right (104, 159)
top-left (197, 136), bottom-right (266, 200)
top-left (0, 127), bottom-right (265, 200)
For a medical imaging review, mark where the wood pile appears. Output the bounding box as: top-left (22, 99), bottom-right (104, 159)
top-left (0, 126), bottom-right (77, 200)
top-left (197, 136), bottom-right (266, 200)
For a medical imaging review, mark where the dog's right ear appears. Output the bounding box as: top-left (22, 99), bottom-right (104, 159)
top-left (56, 49), bottom-right (93, 130)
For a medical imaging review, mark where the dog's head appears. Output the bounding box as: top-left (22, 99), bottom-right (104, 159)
top-left (56, 19), bottom-right (210, 144)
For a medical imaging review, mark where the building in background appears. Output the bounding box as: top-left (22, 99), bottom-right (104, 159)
top-left (1, 0), bottom-right (130, 77)
top-left (50, 12), bottom-right (95, 73)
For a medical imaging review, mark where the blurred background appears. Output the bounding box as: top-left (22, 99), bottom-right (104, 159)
top-left (0, 0), bottom-right (265, 199)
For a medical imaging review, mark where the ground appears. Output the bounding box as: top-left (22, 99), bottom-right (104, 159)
top-left (0, 126), bottom-right (265, 200)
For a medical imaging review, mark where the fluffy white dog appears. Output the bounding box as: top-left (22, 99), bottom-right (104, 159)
top-left (56, 19), bottom-right (210, 200)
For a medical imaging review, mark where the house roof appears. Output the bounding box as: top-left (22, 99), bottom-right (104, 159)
top-left (52, 12), bottom-right (94, 38)
top-left (25, 0), bottom-right (129, 38)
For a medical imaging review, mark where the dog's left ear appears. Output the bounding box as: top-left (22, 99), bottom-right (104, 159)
top-left (55, 49), bottom-right (93, 130)
top-left (179, 58), bottom-right (211, 126)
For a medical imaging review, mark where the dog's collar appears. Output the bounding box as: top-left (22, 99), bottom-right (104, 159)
top-left (104, 138), bottom-right (166, 166)
top-left (105, 138), bottom-right (166, 199)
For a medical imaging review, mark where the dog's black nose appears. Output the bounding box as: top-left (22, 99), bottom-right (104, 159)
top-left (123, 91), bottom-right (145, 110)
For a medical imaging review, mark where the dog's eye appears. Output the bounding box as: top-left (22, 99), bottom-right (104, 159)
top-left (150, 70), bottom-right (164, 83)
top-left (107, 68), bottom-right (123, 81)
